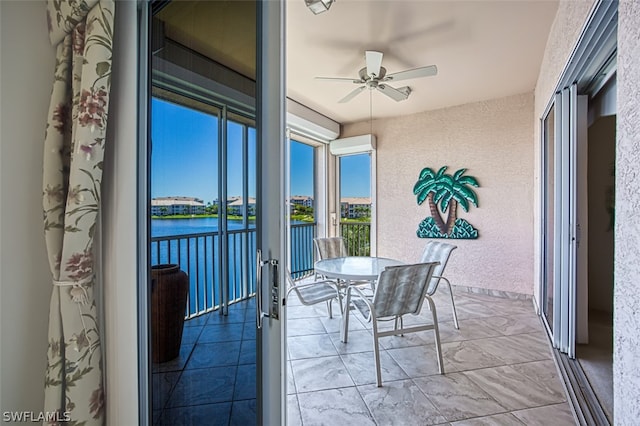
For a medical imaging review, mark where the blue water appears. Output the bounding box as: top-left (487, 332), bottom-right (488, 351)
top-left (152, 217), bottom-right (250, 237)
top-left (151, 217), bottom-right (314, 316)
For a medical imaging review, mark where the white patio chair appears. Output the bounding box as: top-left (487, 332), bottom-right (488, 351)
top-left (313, 236), bottom-right (373, 292)
top-left (313, 236), bottom-right (347, 281)
top-left (348, 262), bottom-right (444, 386)
top-left (313, 236), bottom-right (348, 260)
top-left (420, 241), bottom-right (459, 329)
top-left (285, 271), bottom-right (342, 319)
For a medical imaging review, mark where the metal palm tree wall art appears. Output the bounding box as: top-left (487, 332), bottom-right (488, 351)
top-left (413, 166), bottom-right (480, 239)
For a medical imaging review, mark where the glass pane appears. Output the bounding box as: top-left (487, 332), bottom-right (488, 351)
top-left (149, 1), bottom-right (258, 423)
top-left (543, 104), bottom-right (555, 331)
top-left (227, 120), bottom-right (246, 227)
top-left (248, 127), bottom-right (257, 229)
top-left (339, 154), bottom-right (371, 256)
top-left (290, 140), bottom-right (316, 278)
top-left (150, 97), bottom-right (220, 315)
top-left (247, 127), bottom-right (257, 294)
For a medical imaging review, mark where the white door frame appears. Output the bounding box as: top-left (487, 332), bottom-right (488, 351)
top-left (256, 0), bottom-right (286, 424)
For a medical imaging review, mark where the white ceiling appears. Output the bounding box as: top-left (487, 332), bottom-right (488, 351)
top-left (286, 0), bottom-right (559, 125)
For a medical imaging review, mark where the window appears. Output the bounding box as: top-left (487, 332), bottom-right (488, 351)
top-left (289, 139), bottom-right (316, 278)
top-left (338, 153), bottom-right (373, 256)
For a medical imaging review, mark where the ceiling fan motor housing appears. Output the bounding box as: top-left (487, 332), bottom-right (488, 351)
top-left (359, 66), bottom-right (387, 81)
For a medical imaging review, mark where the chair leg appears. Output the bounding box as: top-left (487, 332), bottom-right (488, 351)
top-left (341, 288), bottom-right (351, 343)
top-left (393, 316), bottom-right (404, 336)
top-left (426, 296), bottom-right (444, 375)
top-left (442, 277), bottom-right (459, 329)
top-left (372, 318), bottom-right (383, 387)
top-left (326, 300), bottom-right (333, 319)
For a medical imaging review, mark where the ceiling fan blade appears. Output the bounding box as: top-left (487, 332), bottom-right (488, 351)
top-left (315, 76), bottom-right (362, 83)
top-left (365, 51), bottom-right (384, 78)
top-left (339, 86), bottom-right (366, 103)
top-left (384, 65), bottom-right (438, 82)
top-left (377, 84), bottom-right (410, 102)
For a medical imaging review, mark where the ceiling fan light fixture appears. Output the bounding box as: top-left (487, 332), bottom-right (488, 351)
top-left (305, 0), bottom-right (334, 15)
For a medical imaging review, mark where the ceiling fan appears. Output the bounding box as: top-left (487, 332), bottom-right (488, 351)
top-left (315, 50), bottom-right (438, 103)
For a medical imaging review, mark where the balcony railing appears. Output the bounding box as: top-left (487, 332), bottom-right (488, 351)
top-left (290, 222), bottom-right (316, 279)
top-left (151, 229), bottom-right (256, 319)
top-left (151, 221), bottom-right (318, 318)
top-left (150, 221), bottom-right (370, 318)
top-left (340, 221), bottom-right (371, 256)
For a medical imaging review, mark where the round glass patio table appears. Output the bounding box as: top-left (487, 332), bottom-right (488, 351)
top-left (314, 256), bottom-right (404, 281)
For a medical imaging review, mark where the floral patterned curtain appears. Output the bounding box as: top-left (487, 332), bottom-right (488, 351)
top-left (42, 1), bottom-right (114, 424)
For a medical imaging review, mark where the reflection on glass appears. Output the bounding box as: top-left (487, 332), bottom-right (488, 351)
top-left (248, 128), bottom-right (257, 229)
top-left (151, 96), bottom-right (221, 315)
top-left (227, 120), bottom-right (246, 224)
top-left (149, 1), bottom-right (258, 423)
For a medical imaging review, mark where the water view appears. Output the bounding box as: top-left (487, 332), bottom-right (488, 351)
top-left (152, 216), bottom-right (251, 237)
top-left (151, 217), bottom-right (315, 317)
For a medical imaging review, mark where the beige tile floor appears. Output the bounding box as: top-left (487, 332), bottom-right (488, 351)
top-left (286, 284), bottom-right (576, 426)
top-left (152, 282), bottom-right (576, 425)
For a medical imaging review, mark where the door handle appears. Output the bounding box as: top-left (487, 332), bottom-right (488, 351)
top-left (256, 249), bottom-right (280, 329)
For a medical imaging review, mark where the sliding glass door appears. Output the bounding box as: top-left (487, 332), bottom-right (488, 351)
top-left (142, 0), bottom-right (286, 424)
top-left (541, 84), bottom-right (586, 358)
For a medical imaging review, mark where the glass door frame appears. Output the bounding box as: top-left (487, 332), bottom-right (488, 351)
top-left (540, 99), bottom-right (557, 339)
top-left (256, 0), bottom-right (287, 424)
top-left (540, 87), bottom-right (577, 357)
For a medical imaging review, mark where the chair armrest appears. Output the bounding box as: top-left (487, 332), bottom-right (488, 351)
top-left (432, 275), bottom-right (451, 285)
top-left (348, 285), bottom-right (371, 301)
top-left (348, 285), bottom-right (375, 319)
top-left (285, 280), bottom-right (341, 297)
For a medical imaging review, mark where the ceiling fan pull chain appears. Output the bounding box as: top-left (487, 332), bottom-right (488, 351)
top-left (370, 89), bottom-right (373, 135)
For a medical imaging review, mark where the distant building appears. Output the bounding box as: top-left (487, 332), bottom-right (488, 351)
top-left (290, 195), bottom-right (314, 213)
top-left (227, 197), bottom-right (256, 216)
top-left (151, 196), bottom-right (205, 216)
top-left (340, 197), bottom-right (371, 219)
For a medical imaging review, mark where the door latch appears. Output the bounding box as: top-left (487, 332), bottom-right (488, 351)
top-left (256, 249), bottom-right (280, 329)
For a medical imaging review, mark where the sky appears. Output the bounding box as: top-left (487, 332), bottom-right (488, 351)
top-left (152, 98), bottom-right (370, 202)
top-left (340, 154), bottom-right (371, 198)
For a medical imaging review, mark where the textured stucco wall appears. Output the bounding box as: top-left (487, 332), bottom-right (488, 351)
top-left (615, 1), bottom-right (640, 422)
top-left (532, 0), bottom-right (595, 306)
top-left (343, 93), bottom-right (535, 296)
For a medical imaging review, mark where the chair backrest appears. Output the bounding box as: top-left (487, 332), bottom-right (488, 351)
top-left (372, 262), bottom-right (439, 318)
top-left (313, 237), bottom-right (348, 260)
top-left (419, 241), bottom-right (457, 294)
